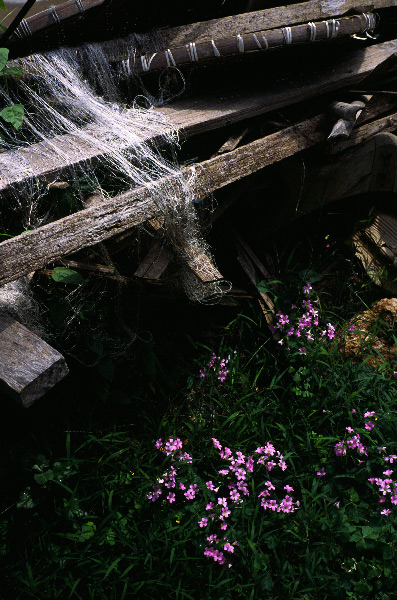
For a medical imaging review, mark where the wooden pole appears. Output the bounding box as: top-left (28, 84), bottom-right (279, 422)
top-left (125, 14), bottom-right (376, 75)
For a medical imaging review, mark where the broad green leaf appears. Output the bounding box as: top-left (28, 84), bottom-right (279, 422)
top-left (2, 65), bottom-right (22, 78)
top-left (0, 1), bottom-right (6, 11)
top-left (0, 104), bottom-right (24, 129)
top-left (0, 47), bottom-right (8, 72)
top-left (51, 267), bottom-right (85, 285)
top-left (299, 268), bottom-right (324, 283)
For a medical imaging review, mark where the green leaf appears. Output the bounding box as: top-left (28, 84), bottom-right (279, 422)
top-left (0, 104), bottom-right (24, 129)
top-left (299, 269), bottom-right (324, 284)
top-left (51, 267), bottom-right (85, 285)
top-left (0, 48), bottom-right (8, 72)
top-left (0, 1), bottom-right (6, 11)
top-left (2, 65), bottom-right (22, 78)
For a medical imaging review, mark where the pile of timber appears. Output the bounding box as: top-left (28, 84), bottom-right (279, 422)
top-left (0, 0), bottom-right (397, 405)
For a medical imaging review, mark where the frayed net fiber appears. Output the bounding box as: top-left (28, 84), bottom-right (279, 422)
top-left (0, 40), bottom-right (225, 311)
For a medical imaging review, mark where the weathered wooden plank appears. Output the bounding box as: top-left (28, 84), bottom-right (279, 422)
top-left (7, 0), bottom-right (106, 42)
top-left (0, 312), bottom-right (68, 406)
top-left (1, 106), bottom-right (397, 286)
top-left (302, 132), bottom-right (397, 213)
top-left (363, 212), bottom-right (397, 265)
top-left (2, 39), bottom-right (397, 194)
top-left (131, 0), bottom-right (397, 52)
top-left (125, 14), bottom-right (375, 75)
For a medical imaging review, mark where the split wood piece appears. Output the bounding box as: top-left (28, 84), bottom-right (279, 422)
top-left (234, 235), bottom-right (278, 337)
top-left (134, 128), bottom-right (249, 282)
top-left (301, 131), bottom-right (397, 214)
top-left (328, 110), bottom-right (397, 152)
top-left (101, 0), bottom-right (396, 59)
top-left (362, 212), bottom-right (397, 266)
top-left (328, 99), bottom-right (367, 140)
top-left (1, 109), bottom-right (397, 287)
top-left (352, 231), bottom-right (397, 293)
top-left (2, 38), bottom-right (397, 195)
top-left (126, 14), bottom-right (375, 75)
top-left (134, 239), bottom-right (173, 279)
top-left (6, 0), bottom-right (106, 42)
top-left (0, 312), bottom-right (68, 407)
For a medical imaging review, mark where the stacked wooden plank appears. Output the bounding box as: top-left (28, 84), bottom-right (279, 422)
top-left (0, 0), bottom-right (396, 403)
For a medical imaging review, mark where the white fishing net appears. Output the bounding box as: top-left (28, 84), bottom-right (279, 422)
top-left (0, 38), bottom-right (226, 337)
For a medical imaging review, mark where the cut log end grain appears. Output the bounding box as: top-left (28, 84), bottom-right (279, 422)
top-left (0, 312), bottom-right (69, 407)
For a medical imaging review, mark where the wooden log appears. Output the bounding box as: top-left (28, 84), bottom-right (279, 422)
top-left (125, 14), bottom-right (376, 75)
top-left (100, 0), bottom-right (397, 59)
top-left (7, 0), bottom-right (106, 42)
top-left (0, 312), bottom-right (68, 406)
top-left (2, 39), bottom-right (397, 195)
top-left (1, 107), bottom-right (397, 286)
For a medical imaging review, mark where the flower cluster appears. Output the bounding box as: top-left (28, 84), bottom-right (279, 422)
top-left (147, 438), bottom-right (193, 502)
top-left (148, 436), bottom-right (298, 569)
top-left (369, 445), bottom-right (397, 516)
top-left (199, 352), bottom-right (232, 383)
top-left (198, 438), bottom-right (299, 567)
top-left (333, 411), bottom-right (377, 458)
top-left (271, 284), bottom-right (335, 353)
top-left (334, 411), bottom-right (397, 515)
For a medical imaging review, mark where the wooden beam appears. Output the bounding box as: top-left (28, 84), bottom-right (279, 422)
top-left (0, 312), bottom-right (68, 406)
top-left (2, 39), bottom-right (397, 195)
top-left (301, 131), bottom-right (397, 213)
top-left (2, 102), bottom-right (396, 286)
top-left (125, 14), bottom-right (375, 75)
top-left (6, 0), bottom-right (106, 42)
top-left (114, 0), bottom-right (397, 54)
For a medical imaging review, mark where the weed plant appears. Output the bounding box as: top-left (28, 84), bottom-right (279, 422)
top-left (1, 246), bottom-right (397, 599)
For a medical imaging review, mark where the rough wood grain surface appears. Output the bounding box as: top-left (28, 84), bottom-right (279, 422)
top-left (128, 14), bottom-right (374, 74)
top-left (2, 39), bottom-right (397, 194)
top-left (2, 103), bottom-right (396, 286)
top-left (0, 312), bottom-right (69, 406)
top-left (9, 0), bottom-right (106, 41)
top-left (301, 132), bottom-right (397, 212)
top-left (150, 0), bottom-right (397, 50)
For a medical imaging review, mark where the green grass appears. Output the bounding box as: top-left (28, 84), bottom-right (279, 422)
top-left (1, 235), bottom-right (397, 600)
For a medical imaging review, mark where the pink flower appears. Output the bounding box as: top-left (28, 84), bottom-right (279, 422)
top-left (184, 484), bottom-right (198, 500)
top-left (198, 517), bottom-right (208, 528)
top-left (365, 421), bottom-right (375, 431)
top-left (167, 492), bottom-right (176, 503)
top-left (206, 502), bottom-right (214, 511)
top-left (230, 489), bottom-right (241, 503)
top-left (364, 411), bottom-right (375, 418)
top-left (206, 481), bottom-right (216, 491)
top-left (284, 485), bottom-right (294, 492)
top-left (220, 522), bottom-right (228, 530)
top-left (303, 284), bottom-right (312, 294)
top-left (317, 468), bottom-right (326, 477)
top-left (223, 542), bottom-right (235, 554)
top-left (381, 509), bottom-right (392, 515)
top-left (155, 438), bottom-right (163, 449)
